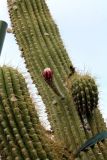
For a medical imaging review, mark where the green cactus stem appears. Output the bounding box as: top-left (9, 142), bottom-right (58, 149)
top-left (0, 66), bottom-right (72, 160)
top-left (7, 1), bottom-right (86, 149)
top-left (7, 0), bottom-right (107, 159)
top-left (0, 20), bottom-right (8, 55)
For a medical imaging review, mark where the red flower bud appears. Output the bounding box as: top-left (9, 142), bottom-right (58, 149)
top-left (42, 68), bottom-right (53, 82)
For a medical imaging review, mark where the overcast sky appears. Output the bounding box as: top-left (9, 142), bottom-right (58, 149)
top-left (0, 0), bottom-right (107, 121)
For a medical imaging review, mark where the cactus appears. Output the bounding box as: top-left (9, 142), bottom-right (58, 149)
top-left (70, 74), bottom-right (98, 117)
top-left (0, 20), bottom-right (8, 55)
top-left (0, 66), bottom-right (72, 160)
top-left (69, 73), bottom-right (99, 132)
top-left (4, 0), bottom-right (107, 159)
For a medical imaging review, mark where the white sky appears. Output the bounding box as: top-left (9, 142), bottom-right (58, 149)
top-left (0, 0), bottom-right (107, 121)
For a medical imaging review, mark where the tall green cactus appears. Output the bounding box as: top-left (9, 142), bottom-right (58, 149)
top-left (0, 66), bottom-right (72, 160)
top-left (7, 0), bottom-right (107, 159)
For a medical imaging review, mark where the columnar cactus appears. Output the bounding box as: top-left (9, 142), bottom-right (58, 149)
top-left (0, 66), bottom-right (72, 160)
top-left (7, 0), bottom-right (107, 159)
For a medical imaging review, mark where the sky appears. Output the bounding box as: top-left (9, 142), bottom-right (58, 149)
top-left (0, 0), bottom-right (107, 122)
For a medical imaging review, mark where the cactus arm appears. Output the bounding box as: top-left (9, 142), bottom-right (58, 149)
top-left (0, 68), bottom-right (26, 159)
top-left (9, 68), bottom-right (55, 159)
top-left (7, 0), bottom-right (74, 144)
top-left (7, 0), bottom-right (86, 146)
top-left (0, 21), bottom-right (8, 55)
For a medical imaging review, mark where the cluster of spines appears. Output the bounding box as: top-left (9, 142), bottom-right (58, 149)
top-left (7, 0), bottom-right (107, 160)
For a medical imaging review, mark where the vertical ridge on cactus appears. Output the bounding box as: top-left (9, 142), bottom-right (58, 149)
top-left (7, 0), bottom-right (107, 159)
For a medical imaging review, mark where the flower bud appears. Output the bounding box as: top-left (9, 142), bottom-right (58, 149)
top-left (42, 68), bottom-right (53, 82)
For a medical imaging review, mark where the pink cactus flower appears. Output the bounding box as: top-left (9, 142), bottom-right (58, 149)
top-left (42, 68), bottom-right (53, 82)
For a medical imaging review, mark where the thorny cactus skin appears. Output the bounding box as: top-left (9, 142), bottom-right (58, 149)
top-left (7, 0), bottom-right (107, 159)
top-left (0, 66), bottom-right (72, 160)
top-left (70, 74), bottom-right (99, 132)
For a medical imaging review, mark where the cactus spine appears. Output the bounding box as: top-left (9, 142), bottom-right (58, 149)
top-left (7, 0), bottom-right (107, 159)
